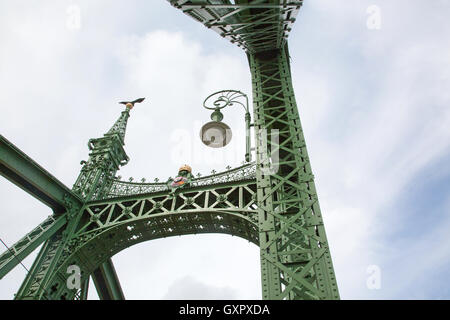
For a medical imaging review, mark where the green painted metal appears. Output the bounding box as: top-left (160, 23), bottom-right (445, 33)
top-left (168, 0), bottom-right (303, 53)
top-left (72, 106), bottom-right (131, 201)
top-left (0, 0), bottom-right (340, 300)
top-left (13, 181), bottom-right (259, 299)
top-left (80, 276), bottom-right (89, 300)
top-left (0, 134), bottom-right (83, 214)
top-left (169, 0), bottom-right (339, 299)
top-left (0, 214), bottom-right (67, 280)
top-left (249, 45), bottom-right (339, 299)
top-left (0, 134), bottom-right (81, 283)
top-left (92, 258), bottom-right (125, 300)
top-left (14, 106), bottom-right (133, 300)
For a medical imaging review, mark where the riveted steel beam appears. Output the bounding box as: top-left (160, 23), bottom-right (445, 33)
top-left (249, 44), bottom-right (339, 299)
top-left (167, 0), bottom-right (303, 53)
top-left (0, 135), bottom-right (83, 214)
top-left (92, 258), bottom-right (125, 300)
top-left (0, 214), bottom-right (67, 279)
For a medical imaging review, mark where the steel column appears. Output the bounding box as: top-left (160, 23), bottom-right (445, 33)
top-left (0, 215), bottom-right (67, 279)
top-left (249, 44), bottom-right (339, 299)
top-left (0, 135), bottom-right (83, 214)
top-left (92, 258), bottom-right (125, 300)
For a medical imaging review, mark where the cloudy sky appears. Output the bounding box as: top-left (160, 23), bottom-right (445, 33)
top-left (0, 0), bottom-right (449, 300)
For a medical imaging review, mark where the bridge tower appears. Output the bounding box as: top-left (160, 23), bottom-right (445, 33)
top-left (0, 0), bottom-right (339, 300)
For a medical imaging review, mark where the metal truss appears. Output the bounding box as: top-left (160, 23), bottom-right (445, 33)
top-left (14, 178), bottom-right (258, 300)
top-left (168, 0), bottom-right (302, 53)
top-left (167, 0), bottom-right (340, 300)
top-left (1, 0), bottom-right (340, 300)
top-left (249, 44), bottom-right (339, 299)
top-left (0, 215), bottom-right (67, 279)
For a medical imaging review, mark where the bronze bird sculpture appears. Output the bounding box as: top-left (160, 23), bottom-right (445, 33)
top-left (119, 97), bottom-right (145, 109)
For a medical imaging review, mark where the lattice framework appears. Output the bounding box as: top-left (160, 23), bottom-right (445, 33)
top-left (0, 0), bottom-right (340, 300)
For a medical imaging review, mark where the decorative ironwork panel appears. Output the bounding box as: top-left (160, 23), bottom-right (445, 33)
top-left (106, 162), bottom-right (256, 199)
top-left (16, 178), bottom-right (259, 300)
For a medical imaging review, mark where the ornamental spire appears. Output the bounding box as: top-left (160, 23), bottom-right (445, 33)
top-left (105, 98), bottom-right (145, 143)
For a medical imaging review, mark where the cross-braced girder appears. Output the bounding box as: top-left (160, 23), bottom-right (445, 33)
top-left (168, 0), bottom-right (302, 53)
top-left (250, 45), bottom-right (339, 299)
top-left (14, 179), bottom-right (258, 300)
top-left (0, 215), bottom-right (67, 280)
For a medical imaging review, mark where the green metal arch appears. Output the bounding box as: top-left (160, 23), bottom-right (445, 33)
top-left (76, 209), bottom-right (259, 264)
top-left (46, 208), bottom-right (259, 299)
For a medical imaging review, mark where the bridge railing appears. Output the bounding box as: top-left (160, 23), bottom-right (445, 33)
top-left (104, 162), bottom-right (256, 199)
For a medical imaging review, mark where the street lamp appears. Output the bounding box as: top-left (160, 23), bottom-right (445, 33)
top-left (199, 90), bottom-right (252, 162)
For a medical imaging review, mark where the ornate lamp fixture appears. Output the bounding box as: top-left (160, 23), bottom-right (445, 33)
top-left (199, 90), bottom-right (252, 162)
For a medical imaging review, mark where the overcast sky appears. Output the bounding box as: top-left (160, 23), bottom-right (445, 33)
top-left (0, 0), bottom-right (449, 300)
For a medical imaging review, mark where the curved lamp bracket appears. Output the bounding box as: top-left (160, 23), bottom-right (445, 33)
top-left (202, 90), bottom-right (252, 162)
top-left (203, 90), bottom-right (249, 113)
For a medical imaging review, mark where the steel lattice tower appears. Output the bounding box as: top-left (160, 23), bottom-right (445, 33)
top-left (0, 0), bottom-right (339, 300)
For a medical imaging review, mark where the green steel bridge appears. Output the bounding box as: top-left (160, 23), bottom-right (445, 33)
top-left (0, 0), bottom-right (339, 300)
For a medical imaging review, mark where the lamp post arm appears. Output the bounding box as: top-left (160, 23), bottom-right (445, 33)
top-left (202, 89), bottom-right (252, 162)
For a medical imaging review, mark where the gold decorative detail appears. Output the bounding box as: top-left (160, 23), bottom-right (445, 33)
top-left (179, 164), bottom-right (192, 173)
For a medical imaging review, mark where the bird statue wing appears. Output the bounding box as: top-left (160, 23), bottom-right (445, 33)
top-left (118, 98), bottom-right (145, 106)
top-left (132, 97), bottom-right (145, 104)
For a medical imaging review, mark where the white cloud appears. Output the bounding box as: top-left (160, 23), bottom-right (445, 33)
top-left (292, 0), bottom-right (450, 299)
top-left (163, 276), bottom-right (238, 300)
top-left (109, 235), bottom-right (261, 300)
